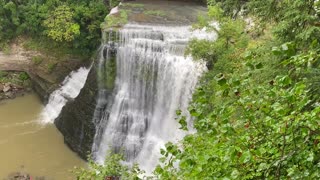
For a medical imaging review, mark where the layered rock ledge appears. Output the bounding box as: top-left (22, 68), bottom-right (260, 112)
top-left (0, 42), bottom-right (87, 102)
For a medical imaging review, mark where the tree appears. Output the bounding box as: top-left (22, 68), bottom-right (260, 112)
top-left (0, 0), bottom-right (20, 47)
top-left (156, 42), bottom-right (320, 180)
top-left (43, 5), bottom-right (80, 42)
top-left (249, 0), bottom-right (320, 47)
top-left (207, 0), bottom-right (249, 18)
top-left (187, 5), bottom-right (247, 69)
top-left (73, 151), bottom-right (141, 180)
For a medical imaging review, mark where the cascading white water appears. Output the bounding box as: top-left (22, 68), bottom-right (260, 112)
top-left (92, 24), bottom-right (216, 172)
top-left (40, 67), bottom-right (90, 124)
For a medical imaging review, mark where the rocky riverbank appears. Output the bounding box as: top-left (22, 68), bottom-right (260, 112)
top-left (0, 39), bottom-right (90, 103)
top-left (0, 72), bottom-right (32, 101)
top-left (0, 82), bottom-right (31, 100)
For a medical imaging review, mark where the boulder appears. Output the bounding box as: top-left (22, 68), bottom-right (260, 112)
top-left (3, 83), bottom-right (11, 92)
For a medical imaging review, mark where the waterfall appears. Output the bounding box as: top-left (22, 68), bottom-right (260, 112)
top-left (40, 67), bottom-right (90, 124)
top-left (92, 24), bottom-right (216, 172)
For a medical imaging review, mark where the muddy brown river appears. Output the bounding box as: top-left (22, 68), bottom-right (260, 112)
top-left (0, 93), bottom-right (85, 179)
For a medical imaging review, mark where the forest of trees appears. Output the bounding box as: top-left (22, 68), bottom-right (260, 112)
top-left (0, 0), bottom-right (119, 54)
top-left (75, 0), bottom-right (320, 179)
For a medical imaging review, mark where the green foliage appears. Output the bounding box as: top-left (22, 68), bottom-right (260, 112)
top-left (18, 72), bottom-right (29, 81)
top-left (0, 0), bottom-right (117, 54)
top-left (0, 0), bottom-right (19, 46)
top-left (187, 5), bottom-right (248, 70)
top-left (43, 5), bottom-right (80, 42)
top-left (281, 42), bottom-right (320, 104)
top-left (73, 152), bottom-right (142, 180)
top-left (155, 3), bottom-right (320, 180)
top-left (207, 0), bottom-right (249, 18)
top-left (208, 0), bottom-right (320, 48)
top-left (156, 43), bottom-right (320, 180)
top-left (0, 71), bottom-right (31, 86)
top-left (248, 0), bottom-right (320, 47)
top-left (71, 0), bottom-right (111, 52)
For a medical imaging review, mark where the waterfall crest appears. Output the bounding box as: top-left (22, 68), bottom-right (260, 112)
top-left (40, 67), bottom-right (90, 124)
top-left (92, 24), bottom-right (215, 172)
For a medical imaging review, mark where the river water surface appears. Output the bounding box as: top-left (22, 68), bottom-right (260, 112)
top-left (0, 93), bottom-right (85, 179)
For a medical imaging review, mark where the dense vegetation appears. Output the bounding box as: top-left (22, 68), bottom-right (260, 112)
top-left (154, 0), bottom-right (320, 179)
top-left (0, 0), bottom-right (119, 55)
top-left (76, 0), bottom-right (320, 179)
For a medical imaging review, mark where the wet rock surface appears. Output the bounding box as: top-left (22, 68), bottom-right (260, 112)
top-left (101, 0), bottom-right (207, 30)
top-left (55, 65), bottom-right (102, 159)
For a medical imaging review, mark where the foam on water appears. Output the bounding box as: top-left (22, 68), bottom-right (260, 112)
top-left (40, 67), bottom-right (90, 124)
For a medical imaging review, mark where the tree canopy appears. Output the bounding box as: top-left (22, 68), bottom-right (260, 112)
top-left (43, 5), bottom-right (80, 42)
top-left (0, 0), bottom-right (120, 53)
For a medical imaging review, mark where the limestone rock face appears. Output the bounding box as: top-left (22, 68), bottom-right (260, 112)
top-left (28, 73), bottom-right (56, 102)
top-left (55, 65), bottom-right (101, 159)
top-left (28, 60), bottom-right (86, 103)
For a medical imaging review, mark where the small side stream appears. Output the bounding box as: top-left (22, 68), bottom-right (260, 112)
top-left (0, 93), bottom-right (85, 179)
